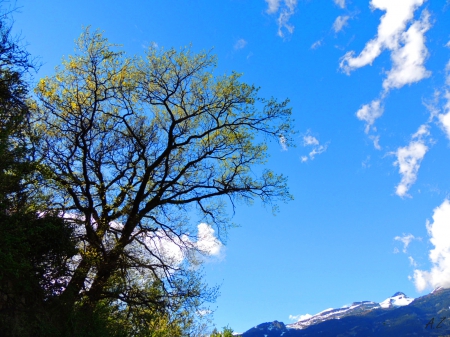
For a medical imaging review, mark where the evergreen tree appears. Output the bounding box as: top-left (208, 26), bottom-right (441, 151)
top-left (0, 8), bottom-right (78, 336)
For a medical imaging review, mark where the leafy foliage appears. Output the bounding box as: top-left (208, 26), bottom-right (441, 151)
top-left (0, 20), bottom-right (294, 334)
top-left (31, 26), bottom-right (294, 335)
top-left (210, 326), bottom-right (234, 337)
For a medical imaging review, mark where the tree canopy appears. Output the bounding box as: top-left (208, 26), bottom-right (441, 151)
top-left (29, 28), bottom-right (294, 335)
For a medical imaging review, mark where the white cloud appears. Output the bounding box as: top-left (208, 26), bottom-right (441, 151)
top-left (383, 10), bottom-right (431, 90)
top-left (57, 213), bottom-right (223, 292)
top-left (234, 38), bottom-right (247, 50)
top-left (309, 145), bottom-right (328, 160)
top-left (145, 223), bottom-right (223, 261)
top-left (413, 123), bottom-right (430, 138)
top-left (266, 0), bottom-right (298, 37)
top-left (333, 15), bottom-right (350, 33)
top-left (423, 90), bottom-right (441, 120)
top-left (311, 39), bottom-right (323, 50)
top-left (340, 0), bottom-right (426, 74)
top-left (112, 221), bottom-right (222, 265)
top-left (135, 223), bottom-right (223, 274)
top-left (341, 1), bottom-right (431, 142)
top-left (394, 233), bottom-right (417, 253)
top-left (197, 309), bottom-right (212, 317)
top-left (394, 124), bottom-right (429, 197)
top-left (333, 0), bottom-right (346, 9)
top-left (446, 60), bottom-right (450, 86)
top-left (148, 231), bottom-right (187, 266)
top-left (413, 199), bottom-right (450, 291)
top-left (277, 8), bottom-right (296, 37)
top-left (289, 313), bottom-right (312, 321)
top-left (362, 155), bottom-right (371, 168)
top-left (196, 223), bottom-right (223, 256)
top-left (356, 99), bottom-right (384, 134)
top-left (369, 135), bottom-right (381, 150)
top-left (65, 215), bottom-right (223, 262)
top-left (266, 0), bottom-right (281, 14)
top-left (439, 91), bottom-right (450, 139)
top-left (393, 247), bottom-right (400, 254)
top-left (303, 135), bottom-right (319, 146)
top-left (394, 144), bottom-right (427, 197)
top-left (300, 132), bottom-right (328, 162)
top-left (437, 62), bottom-right (450, 139)
top-left (409, 256), bottom-right (418, 267)
top-left (279, 135), bottom-right (288, 151)
top-left (284, 0), bottom-right (297, 12)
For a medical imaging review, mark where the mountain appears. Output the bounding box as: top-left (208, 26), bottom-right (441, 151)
top-left (285, 292), bottom-right (413, 331)
top-left (239, 288), bottom-right (450, 337)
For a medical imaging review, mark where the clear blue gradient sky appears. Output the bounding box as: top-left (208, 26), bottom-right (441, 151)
top-left (11, 0), bottom-right (450, 333)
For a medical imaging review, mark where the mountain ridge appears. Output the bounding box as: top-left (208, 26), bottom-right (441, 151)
top-left (239, 287), bottom-right (450, 337)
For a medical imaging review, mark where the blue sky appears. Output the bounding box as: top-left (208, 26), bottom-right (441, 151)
top-left (11, 0), bottom-right (450, 333)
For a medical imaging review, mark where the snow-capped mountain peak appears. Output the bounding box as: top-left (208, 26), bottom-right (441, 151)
top-left (379, 292), bottom-right (414, 309)
top-left (240, 288), bottom-right (450, 337)
top-left (286, 292), bottom-right (414, 330)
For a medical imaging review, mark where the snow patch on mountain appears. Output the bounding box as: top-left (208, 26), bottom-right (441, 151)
top-left (287, 292), bottom-right (414, 330)
top-left (379, 292), bottom-right (414, 308)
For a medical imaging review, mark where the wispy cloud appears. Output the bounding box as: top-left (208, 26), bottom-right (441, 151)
top-left (266, 0), bottom-right (298, 37)
top-left (394, 124), bottom-right (429, 197)
top-left (333, 0), bottom-right (346, 9)
top-left (356, 99), bottom-right (384, 134)
top-left (437, 61), bottom-right (450, 139)
top-left (303, 135), bottom-right (319, 146)
top-left (362, 155), bottom-right (371, 169)
top-left (383, 11), bottom-right (431, 90)
top-left (279, 135), bottom-right (288, 151)
top-left (409, 256), bottom-right (418, 267)
top-left (369, 135), bottom-right (381, 150)
top-left (340, 0), bottom-right (431, 139)
top-left (197, 309), bottom-right (212, 317)
top-left (413, 199), bottom-right (450, 291)
top-left (301, 131), bottom-right (328, 162)
top-left (438, 91), bottom-right (450, 139)
top-left (340, 0), bottom-right (427, 74)
top-left (394, 233), bottom-right (418, 253)
top-left (266, 0), bottom-right (281, 14)
top-left (311, 39), bottom-right (323, 50)
top-left (333, 15), bottom-right (350, 33)
top-left (387, 59), bottom-right (450, 199)
top-left (447, 60), bottom-right (450, 85)
top-left (234, 38), bottom-right (248, 50)
top-left (309, 146), bottom-right (328, 160)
